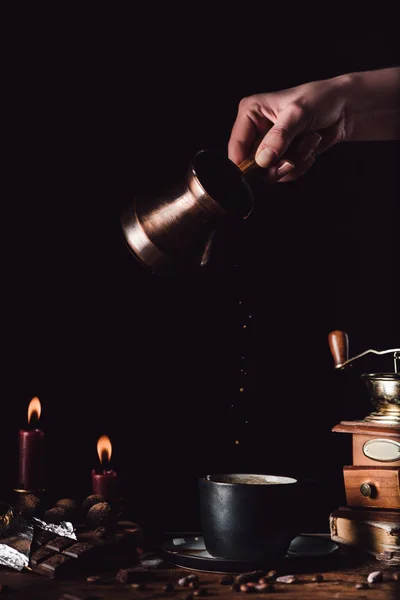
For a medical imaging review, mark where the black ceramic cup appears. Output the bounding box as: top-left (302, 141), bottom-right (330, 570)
top-left (198, 473), bottom-right (300, 561)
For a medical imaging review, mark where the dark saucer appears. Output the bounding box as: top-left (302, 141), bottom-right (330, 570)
top-left (160, 534), bottom-right (339, 574)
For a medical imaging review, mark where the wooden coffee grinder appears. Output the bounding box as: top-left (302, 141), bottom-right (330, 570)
top-left (329, 331), bottom-right (400, 512)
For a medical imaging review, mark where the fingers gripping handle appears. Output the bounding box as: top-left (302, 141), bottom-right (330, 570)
top-left (328, 330), bottom-right (349, 369)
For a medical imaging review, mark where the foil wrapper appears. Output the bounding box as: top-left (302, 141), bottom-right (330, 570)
top-left (0, 506), bottom-right (33, 571)
top-left (0, 504), bottom-right (76, 571)
top-left (32, 517), bottom-right (77, 540)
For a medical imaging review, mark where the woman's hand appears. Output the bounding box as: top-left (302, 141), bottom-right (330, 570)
top-left (228, 67), bottom-right (400, 182)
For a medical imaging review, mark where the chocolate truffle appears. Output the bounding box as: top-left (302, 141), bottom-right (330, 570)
top-left (17, 493), bottom-right (41, 519)
top-left (43, 507), bottom-right (67, 525)
top-left (55, 498), bottom-right (77, 520)
top-left (81, 494), bottom-right (104, 517)
top-left (86, 502), bottom-right (112, 529)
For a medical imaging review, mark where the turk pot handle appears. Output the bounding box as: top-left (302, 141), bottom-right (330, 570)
top-left (238, 154), bottom-right (263, 179)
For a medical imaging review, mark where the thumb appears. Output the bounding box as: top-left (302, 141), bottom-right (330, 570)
top-left (255, 103), bottom-right (308, 168)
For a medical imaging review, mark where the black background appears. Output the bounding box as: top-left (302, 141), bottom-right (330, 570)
top-left (1, 5), bottom-right (399, 536)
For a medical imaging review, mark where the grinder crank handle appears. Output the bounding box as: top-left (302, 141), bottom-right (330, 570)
top-left (328, 330), bottom-right (349, 369)
top-left (328, 330), bottom-right (400, 371)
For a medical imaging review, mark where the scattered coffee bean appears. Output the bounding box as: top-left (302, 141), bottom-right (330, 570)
top-left (367, 571), bottom-right (383, 583)
top-left (240, 584), bottom-right (255, 593)
top-left (276, 575), bottom-right (297, 584)
top-left (193, 589), bottom-right (207, 597)
top-left (311, 574), bottom-right (324, 582)
top-left (189, 580), bottom-right (199, 589)
top-left (355, 583), bottom-right (369, 589)
top-left (164, 583), bottom-right (175, 592)
top-left (93, 527), bottom-right (108, 539)
top-left (392, 571), bottom-right (400, 581)
top-left (178, 576), bottom-right (190, 586)
top-left (220, 575), bottom-right (234, 585)
top-left (86, 575), bottom-right (101, 583)
top-left (266, 570), bottom-right (277, 581)
top-left (254, 583), bottom-right (273, 593)
top-left (236, 570), bottom-right (265, 584)
top-left (131, 583), bottom-right (146, 590)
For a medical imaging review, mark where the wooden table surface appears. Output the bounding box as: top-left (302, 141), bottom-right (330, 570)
top-left (1, 534), bottom-right (400, 599)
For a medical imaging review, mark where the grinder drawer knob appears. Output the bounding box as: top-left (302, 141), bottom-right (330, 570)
top-left (360, 483), bottom-right (376, 497)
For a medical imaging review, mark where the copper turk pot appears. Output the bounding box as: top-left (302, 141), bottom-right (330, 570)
top-left (121, 149), bottom-right (258, 273)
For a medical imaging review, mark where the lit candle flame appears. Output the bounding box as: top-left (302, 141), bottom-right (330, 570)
top-left (97, 435), bottom-right (112, 464)
top-left (28, 397), bottom-right (41, 424)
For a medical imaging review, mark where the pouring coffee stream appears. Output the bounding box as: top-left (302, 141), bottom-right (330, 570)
top-left (121, 149), bottom-right (263, 273)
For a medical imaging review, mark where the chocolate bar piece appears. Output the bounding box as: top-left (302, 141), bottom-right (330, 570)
top-left (33, 553), bottom-right (74, 578)
top-left (30, 546), bottom-right (54, 567)
top-left (30, 536), bottom-right (96, 578)
top-left (63, 542), bottom-right (95, 559)
top-left (46, 536), bottom-right (76, 553)
top-left (34, 529), bottom-right (58, 546)
top-left (116, 566), bottom-right (155, 584)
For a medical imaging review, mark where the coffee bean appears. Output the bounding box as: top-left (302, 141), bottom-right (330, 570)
top-left (311, 574), bottom-right (324, 582)
top-left (193, 589), bottom-right (207, 596)
top-left (237, 571), bottom-right (265, 584)
top-left (276, 575), bottom-right (297, 584)
top-left (130, 583), bottom-right (146, 590)
top-left (86, 575), bottom-right (101, 583)
top-left (367, 571), bottom-right (383, 583)
top-left (254, 583), bottom-right (273, 593)
top-left (164, 583), bottom-right (175, 592)
top-left (240, 584), bottom-right (255, 593)
top-left (178, 577), bottom-right (189, 586)
top-left (266, 570), bottom-right (277, 580)
top-left (187, 575), bottom-right (199, 582)
top-left (355, 583), bottom-right (369, 589)
top-left (392, 572), bottom-right (400, 581)
top-left (219, 575), bottom-right (234, 585)
top-left (231, 583), bottom-right (241, 592)
top-left (189, 581), bottom-right (199, 589)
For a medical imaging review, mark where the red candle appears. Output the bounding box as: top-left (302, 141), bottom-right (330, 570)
top-left (19, 397), bottom-right (45, 491)
top-left (91, 435), bottom-right (117, 502)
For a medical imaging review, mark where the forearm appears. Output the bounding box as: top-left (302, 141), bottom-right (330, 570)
top-left (341, 67), bottom-right (400, 141)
